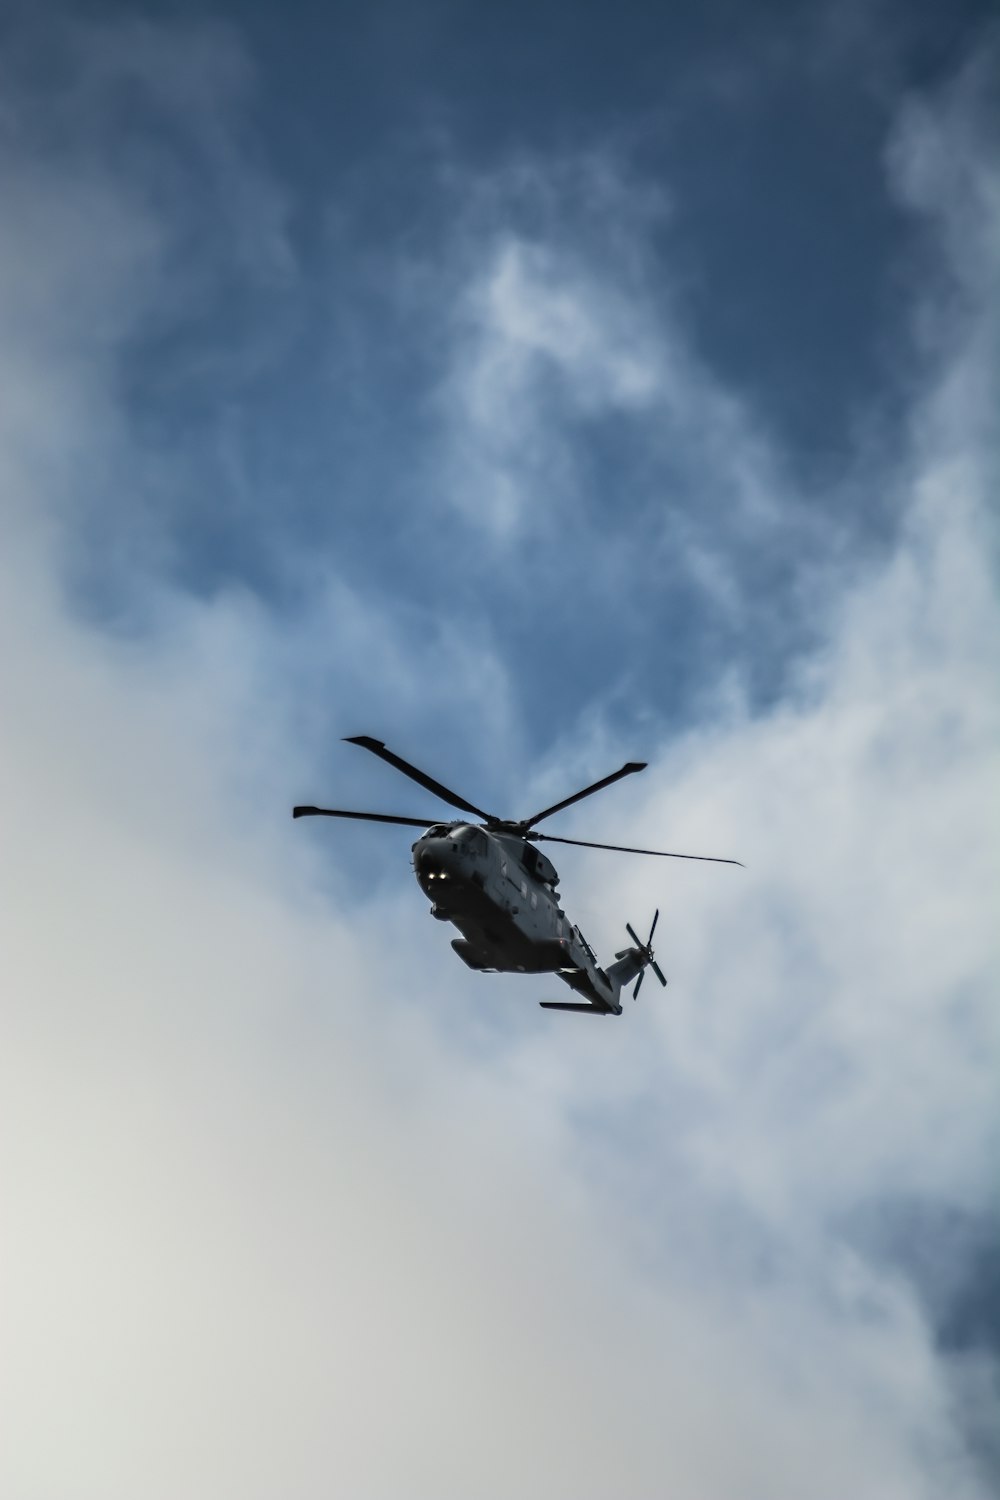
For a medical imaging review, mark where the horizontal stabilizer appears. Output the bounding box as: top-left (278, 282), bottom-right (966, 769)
top-left (539, 1001), bottom-right (610, 1014)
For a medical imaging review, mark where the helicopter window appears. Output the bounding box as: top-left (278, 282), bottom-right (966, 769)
top-left (427, 825), bottom-right (451, 838)
top-left (467, 828), bottom-right (487, 855)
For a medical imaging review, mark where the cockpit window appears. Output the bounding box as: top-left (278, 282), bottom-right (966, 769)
top-left (426, 824), bottom-right (452, 838)
top-left (450, 825), bottom-right (487, 852)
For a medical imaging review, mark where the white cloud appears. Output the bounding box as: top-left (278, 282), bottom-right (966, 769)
top-left (1, 16), bottom-right (998, 1500)
top-left (422, 150), bottom-right (831, 700)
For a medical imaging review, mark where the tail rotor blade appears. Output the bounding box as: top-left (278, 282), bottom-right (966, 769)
top-left (625, 909), bottom-right (666, 999)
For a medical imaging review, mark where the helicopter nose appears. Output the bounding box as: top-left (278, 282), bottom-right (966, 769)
top-left (415, 837), bottom-right (458, 885)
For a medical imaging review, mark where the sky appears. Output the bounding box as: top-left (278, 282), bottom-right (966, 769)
top-left (1, 2), bottom-right (998, 1496)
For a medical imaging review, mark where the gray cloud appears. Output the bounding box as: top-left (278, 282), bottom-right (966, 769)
top-left (1, 14), bottom-right (997, 1499)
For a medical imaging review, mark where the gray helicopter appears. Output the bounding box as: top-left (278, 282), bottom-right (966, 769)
top-left (294, 736), bottom-right (741, 1016)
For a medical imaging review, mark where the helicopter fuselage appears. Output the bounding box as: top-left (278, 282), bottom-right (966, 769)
top-left (411, 822), bottom-right (626, 1013)
top-left (293, 735), bottom-right (733, 1015)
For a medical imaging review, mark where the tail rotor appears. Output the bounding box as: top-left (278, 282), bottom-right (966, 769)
top-left (625, 909), bottom-right (667, 1000)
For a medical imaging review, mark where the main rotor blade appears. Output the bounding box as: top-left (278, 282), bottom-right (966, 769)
top-left (344, 736), bottom-right (494, 821)
top-left (293, 807), bottom-right (435, 829)
top-left (633, 970), bottom-right (644, 1000)
top-left (648, 908), bottom-right (659, 944)
top-left (533, 832), bottom-right (744, 866)
top-left (650, 960), bottom-right (667, 987)
top-left (523, 761), bottom-right (647, 829)
top-left (626, 922), bottom-right (642, 947)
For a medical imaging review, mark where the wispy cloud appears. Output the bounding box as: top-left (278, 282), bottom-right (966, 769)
top-left (1, 12), bottom-right (997, 1499)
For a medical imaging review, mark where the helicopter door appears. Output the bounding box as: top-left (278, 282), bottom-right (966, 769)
top-left (499, 856), bottom-right (523, 914)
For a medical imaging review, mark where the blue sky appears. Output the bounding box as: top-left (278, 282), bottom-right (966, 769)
top-left (10, 0), bottom-right (989, 733)
top-left (2, 3), bottom-right (998, 1496)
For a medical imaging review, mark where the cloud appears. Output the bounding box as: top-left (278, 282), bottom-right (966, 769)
top-left (424, 153), bottom-right (790, 548)
top-left (1, 13), bottom-right (997, 1500)
top-left (391, 146), bottom-right (869, 744)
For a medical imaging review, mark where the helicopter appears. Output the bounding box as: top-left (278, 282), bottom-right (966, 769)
top-left (293, 736), bottom-right (741, 1017)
